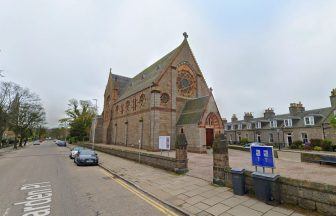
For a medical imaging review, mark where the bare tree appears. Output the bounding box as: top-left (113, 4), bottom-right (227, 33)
top-left (0, 81), bottom-right (46, 148)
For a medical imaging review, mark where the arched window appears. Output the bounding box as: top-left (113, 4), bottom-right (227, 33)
top-left (205, 113), bottom-right (221, 129)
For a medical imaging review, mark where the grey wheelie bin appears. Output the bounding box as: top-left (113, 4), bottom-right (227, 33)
top-left (231, 168), bottom-right (245, 196)
top-left (252, 172), bottom-right (280, 205)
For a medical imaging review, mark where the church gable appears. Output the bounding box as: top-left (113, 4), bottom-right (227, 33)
top-left (199, 95), bottom-right (223, 129)
top-left (177, 96), bottom-right (210, 125)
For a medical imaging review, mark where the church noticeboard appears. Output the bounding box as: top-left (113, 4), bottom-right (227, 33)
top-left (251, 146), bottom-right (275, 168)
top-left (159, 136), bottom-right (171, 150)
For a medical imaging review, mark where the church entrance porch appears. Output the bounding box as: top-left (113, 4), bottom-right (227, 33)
top-left (206, 128), bottom-right (214, 148)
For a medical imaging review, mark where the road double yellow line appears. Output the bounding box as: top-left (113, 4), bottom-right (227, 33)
top-left (101, 169), bottom-right (180, 216)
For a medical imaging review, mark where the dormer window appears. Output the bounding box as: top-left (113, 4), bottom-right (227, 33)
top-left (269, 120), bottom-right (277, 128)
top-left (304, 116), bottom-right (315, 126)
top-left (284, 119), bottom-right (292, 127)
top-left (256, 122), bottom-right (262, 129)
top-left (238, 124), bottom-right (243, 130)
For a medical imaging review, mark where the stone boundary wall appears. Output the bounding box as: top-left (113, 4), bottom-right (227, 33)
top-left (222, 169), bottom-right (336, 216)
top-left (301, 152), bottom-right (336, 164)
top-left (77, 143), bottom-right (179, 172)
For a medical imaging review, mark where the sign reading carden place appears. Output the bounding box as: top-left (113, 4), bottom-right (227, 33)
top-left (251, 146), bottom-right (275, 168)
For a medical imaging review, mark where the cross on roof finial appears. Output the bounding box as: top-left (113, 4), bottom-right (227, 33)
top-left (183, 32), bottom-right (188, 39)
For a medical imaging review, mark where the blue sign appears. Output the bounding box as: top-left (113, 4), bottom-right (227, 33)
top-left (251, 146), bottom-right (275, 168)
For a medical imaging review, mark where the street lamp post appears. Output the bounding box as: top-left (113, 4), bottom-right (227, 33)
top-left (92, 99), bottom-right (98, 151)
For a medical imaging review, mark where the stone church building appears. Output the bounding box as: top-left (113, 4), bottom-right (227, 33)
top-left (91, 33), bottom-right (223, 153)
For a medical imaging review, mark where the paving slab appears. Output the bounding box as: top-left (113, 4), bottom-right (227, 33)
top-left (202, 196), bottom-right (224, 206)
top-left (186, 195), bottom-right (207, 205)
top-left (221, 197), bottom-right (244, 207)
top-left (226, 205), bottom-right (263, 216)
top-left (272, 207), bottom-right (294, 215)
top-left (263, 210), bottom-right (288, 216)
top-left (205, 203), bottom-right (231, 216)
top-left (249, 202), bottom-right (274, 213)
top-left (193, 202), bottom-right (211, 211)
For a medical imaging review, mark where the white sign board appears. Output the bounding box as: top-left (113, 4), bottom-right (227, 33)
top-left (159, 136), bottom-right (171, 150)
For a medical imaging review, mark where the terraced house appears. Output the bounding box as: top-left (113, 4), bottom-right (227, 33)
top-left (91, 33), bottom-right (224, 153)
top-left (223, 89), bottom-right (336, 146)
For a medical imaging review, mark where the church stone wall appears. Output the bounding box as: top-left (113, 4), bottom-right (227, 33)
top-left (95, 36), bottom-right (224, 153)
top-left (176, 125), bottom-right (206, 153)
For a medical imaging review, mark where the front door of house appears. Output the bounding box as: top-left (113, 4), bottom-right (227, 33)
top-left (206, 128), bottom-right (214, 148)
top-left (287, 133), bottom-right (292, 146)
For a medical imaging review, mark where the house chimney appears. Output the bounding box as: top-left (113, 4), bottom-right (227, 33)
top-left (264, 108), bottom-right (275, 119)
top-left (231, 114), bottom-right (238, 122)
top-left (289, 102), bottom-right (305, 116)
top-left (244, 112), bottom-right (254, 121)
top-left (330, 88), bottom-right (336, 108)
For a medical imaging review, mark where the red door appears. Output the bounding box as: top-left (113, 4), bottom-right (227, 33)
top-left (206, 128), bottom-right (214, 148)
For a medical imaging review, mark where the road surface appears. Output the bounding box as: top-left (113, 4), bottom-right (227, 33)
top-left (0, 141), bottom-right (179, 216)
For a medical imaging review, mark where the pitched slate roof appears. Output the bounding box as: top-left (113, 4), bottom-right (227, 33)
top-left (226, 107), bottom-right (334, 128)
top-left (177, 96), bottom-right (210, 125)
top-left (116, 40), bottom-right (186, 102)
top-left (111, 74), bottom-right (131, 97)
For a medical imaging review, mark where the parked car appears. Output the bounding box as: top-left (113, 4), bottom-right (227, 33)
top-left (69, 147), bottom-right (83, 159)
top-left (33, 140), bottom-right (40, 145)
top-left (244, 142), bottom-right (265, 149)
top-left (74, 149), bottom-right (98, 166)
top-left (56, 140), bottom-right (67, 147)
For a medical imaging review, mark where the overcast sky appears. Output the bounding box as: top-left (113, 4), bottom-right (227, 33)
top-left (1, 0), bottom-right (336, 127)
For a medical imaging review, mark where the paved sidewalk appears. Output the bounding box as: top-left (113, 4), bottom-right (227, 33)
top-left (90, 143), bottom-right (336, 186)
top-left (94, 149), bottom-right (311, 216)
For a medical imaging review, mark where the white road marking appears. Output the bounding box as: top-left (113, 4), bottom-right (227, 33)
top-left (2, 208), bottom-right (10, 216)
top-left (14, 182), bottom-right (52, 216)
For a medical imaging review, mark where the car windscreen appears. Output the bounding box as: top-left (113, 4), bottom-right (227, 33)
top-left (79, 150), bottom-right (95, 155)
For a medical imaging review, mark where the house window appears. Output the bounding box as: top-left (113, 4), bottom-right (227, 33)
top-left (246, 133), bottom-right (249, 139)
top-left (269, 120), bottom-right (277, 128)
top-left (301, 133), bottom-right (309, 143)
top-left (247, 123), bottom-right (252, 130)
top-left (238, 134), bottom-right (241, 142)
top-left (256, 122), bottom-right (262, 129)
top-left (257, 134), bottom-right (261, 142)
top-left (238, 124), bottom-right (242, 130)
top-left (231, 125), bottom-right (235, 130)
top-left (269, 133), bottom-right (274, 143)
top-left (284, 119), bottom-right (292, 127)
top-left (304, 116), bottom-right (315, 126)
